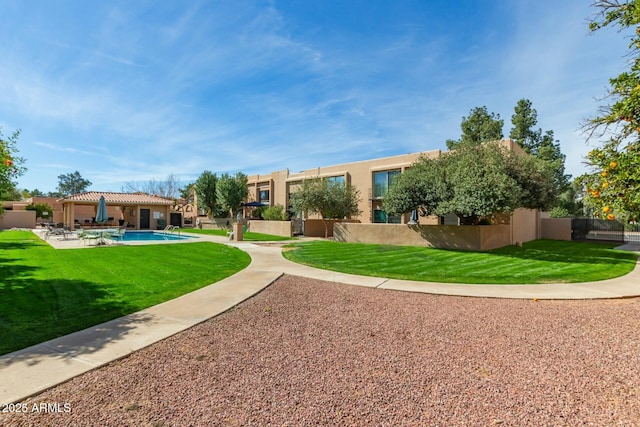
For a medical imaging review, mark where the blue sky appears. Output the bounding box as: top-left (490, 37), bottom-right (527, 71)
top-left (0, 0), bottom-right (630, 193)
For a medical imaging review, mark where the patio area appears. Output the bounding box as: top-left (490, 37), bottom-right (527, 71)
top-left (59, 191), bottom-right (175, 231)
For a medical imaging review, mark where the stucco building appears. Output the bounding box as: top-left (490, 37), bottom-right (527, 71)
top-left (246, 139), bottom-right (524, 225)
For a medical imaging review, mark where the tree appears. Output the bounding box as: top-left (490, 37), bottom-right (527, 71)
top-left (122, 174), bottom-right (181, 199)
top-left (510, 99), bottom-right (540, 153)
top-left (510, 99), bottom-right (570, 201)
top-left (57, 171), bottom-right (91, 196)
top-left (194, 171), bottom-right (217, 216)
top-left (436, 143), bottom-right (521, 224)
top-left (446, 106), bottom-right (504, 150)
top-left (0, 128), bottom-right (27, 210)
top-left (216, 172), bottom-right (249, 218)
top-left (46, 191), bottom-right (64, 198)
top-left (384, 142), bottom-right (555, 225)
top-left (23, 188), bottom-right (46, 198)
top-left (179, 183), bottom-right (195, 202)
top-left (1, 185), bottom-right (22, 203)
top-left (26, 202), bottom-right (53, 219)
top-left (382, 156), bottom-right (449, 217)
top-left (580, 1), bottom-right (640, 221)
top-left (289, 178), bottom-right (361, 237)
top-left (261, 205), bottom-right (287, 221)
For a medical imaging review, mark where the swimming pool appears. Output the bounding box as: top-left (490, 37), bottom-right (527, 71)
top-left (115, 231), bottom-right (197, 242)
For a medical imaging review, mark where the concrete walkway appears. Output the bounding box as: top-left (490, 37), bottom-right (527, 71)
top-left (1, 232), bottom-right (639, 404)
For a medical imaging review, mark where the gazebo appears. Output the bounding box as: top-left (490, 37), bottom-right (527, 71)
top-left (59, 191), bottom-right (174, 231)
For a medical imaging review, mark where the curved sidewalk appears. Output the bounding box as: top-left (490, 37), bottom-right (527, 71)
top-left (1, 237), bottom-right (639, 405)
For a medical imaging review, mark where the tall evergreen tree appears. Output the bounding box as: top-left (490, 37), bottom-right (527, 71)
top-left (510, 99), bottom-right (570, 199)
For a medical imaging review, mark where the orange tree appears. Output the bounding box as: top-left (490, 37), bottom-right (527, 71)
top-left (581, 1), bottom-right (640, 221)
top-left (0, 128), bottom-right (26, 205)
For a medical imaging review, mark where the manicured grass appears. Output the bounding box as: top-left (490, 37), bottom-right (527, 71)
top-left (0, 230), bottom-right (251, 355)
top-left (283, 239), bottom-right (638, 285)
top-left (185, 227), bottom-right (295, 241)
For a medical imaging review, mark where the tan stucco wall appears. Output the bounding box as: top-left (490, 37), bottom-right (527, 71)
top-left (199, 218), bottom-right (233, 230)
top-left (0, 210), bottom-right (36, 229)
top-left (248, 220), bottom-right (292, 237)
top-left (334, 223), bottom-right (512, 251)
top-left (511, 208), bottom-right (540, 244)
top-left (541, 218), bottom-right (572, 241)
top-left (303, 219), bottom-right (361, 237)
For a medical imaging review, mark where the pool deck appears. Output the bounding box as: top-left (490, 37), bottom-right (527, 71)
top-left (35, 228), bottom-right (201, 247)
top-left (0, 230), bottom-right (638, 405)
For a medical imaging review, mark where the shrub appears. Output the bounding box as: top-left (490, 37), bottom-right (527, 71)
top-left (549, 206), bottom-right (571, 218)
top-left (261, 205), bottom-right (287, 221)
top-left (26, 202), bottom-right (53, 219)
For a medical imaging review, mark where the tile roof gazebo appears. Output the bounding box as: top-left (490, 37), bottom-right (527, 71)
top-left (59, 191), bottom-right (174, 230)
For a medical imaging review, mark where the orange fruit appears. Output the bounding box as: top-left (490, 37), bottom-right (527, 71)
top-left (610, 161), bottom-right (618, 169)
top-left (601, 181), bottom-right (609, 189)
top-left (607, 213), bottom-right (615, 220)
top-left (603, 206), bottom-right (611, 213)
top-left (601, 170), bottom-right (608, 177)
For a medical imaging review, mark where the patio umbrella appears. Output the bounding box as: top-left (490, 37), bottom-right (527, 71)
top-left (95, 195), bottom-right (109, 225)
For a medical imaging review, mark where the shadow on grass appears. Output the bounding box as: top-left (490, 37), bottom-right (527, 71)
top-left (0, 268), bottom-right (154, 363)
top-left (488, 240), bottom-right (638, 265)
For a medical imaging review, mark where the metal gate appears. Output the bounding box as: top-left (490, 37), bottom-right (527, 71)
top-left (571, 219), bottom-right (640, 244)
top-left (291, 218), bottom-right (303, 236)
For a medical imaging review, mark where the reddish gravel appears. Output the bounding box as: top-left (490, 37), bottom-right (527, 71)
top-left (3, 274), bottom-right (640, 426)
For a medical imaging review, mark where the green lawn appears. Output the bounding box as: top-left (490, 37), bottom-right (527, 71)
top-left (283, 239), bottom-right (638, 284)
top-left (0, 230), bottom-right (251, 355)
top-left (185, 227), bottom-right (295, 241)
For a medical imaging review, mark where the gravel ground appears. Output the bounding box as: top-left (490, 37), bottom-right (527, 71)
top-left (3, 274), bottom-right (640, 426)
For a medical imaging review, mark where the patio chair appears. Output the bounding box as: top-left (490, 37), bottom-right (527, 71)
top-left (44, 224), bottom-right (66, 240)
top-left (78, 228), bottom-right (101, 246)
top-left (110, 227), bottom-right (126, 244)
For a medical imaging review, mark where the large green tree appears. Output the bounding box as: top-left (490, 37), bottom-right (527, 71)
top-left (580, 0), bottom-right (640, 221)
top-left (0, 128), bottom-right (27, 209)
top-left (216, 172), bottom-right (249, 218)
top-left (509, 98), bottom-right (571, 201)
top-left (289, 178), bottom-right (361, 237)
top-left (57, 171), bottom-right (91, 196)
top-left (194, 171), bottom-right (217, 216)
top-left (384, 142), bottom-right (555, 224)
top-left (382, 155), bottom-right (449, 217)
top-left (446, 106), bottom-right (504, 150)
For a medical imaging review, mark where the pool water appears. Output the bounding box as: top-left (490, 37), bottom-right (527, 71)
top-left (115, 231), bottom-right (197, 242)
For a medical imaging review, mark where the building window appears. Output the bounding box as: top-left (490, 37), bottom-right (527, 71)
top-left (327, 175), bottom-right (345, 185)
top-left (373, 169), bottom-right (400, 198)
top-left (373, 209), bottom-right (401, 224)
top-left (259, 190), bottom-right (270, 204)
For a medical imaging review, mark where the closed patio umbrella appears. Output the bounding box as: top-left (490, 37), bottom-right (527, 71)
top-left (96, 195), bottom-right (109, 225)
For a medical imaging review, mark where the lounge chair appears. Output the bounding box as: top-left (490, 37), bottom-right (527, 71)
top-left (44, 224), bottom-right (71, 240)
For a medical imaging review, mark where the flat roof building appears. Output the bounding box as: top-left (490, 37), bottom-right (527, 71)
top-left (246, 139), bottom-right (524, 224)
